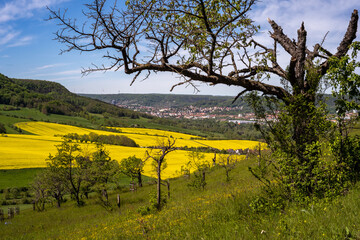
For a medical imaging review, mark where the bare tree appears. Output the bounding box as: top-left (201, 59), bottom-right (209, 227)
top-left (146, 137), bottom-right (176, 210)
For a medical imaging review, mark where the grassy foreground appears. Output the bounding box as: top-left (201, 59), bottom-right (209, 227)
top-left (0, 157), bottom-right (359, 239)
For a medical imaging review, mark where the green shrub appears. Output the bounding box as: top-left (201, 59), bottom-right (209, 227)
top-left (0, 122), bottom-right (6, 133)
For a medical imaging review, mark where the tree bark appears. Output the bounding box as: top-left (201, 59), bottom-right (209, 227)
top-left (166, 180), bottom-right (170, 199)
top-left (157, 160), bottom-right (162, 210)
top-left (137, 172), bottom-right (143, 187)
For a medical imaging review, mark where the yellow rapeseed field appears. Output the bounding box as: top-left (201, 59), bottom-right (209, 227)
top-left (1, 121), bottom-right (261, 178)
top-left (0, 134), bottom-right (59, 169)
top-left (0, 134), bottom-right (215, 178)
top-left (14, 122), bottom-right (204, 148)
top-left (195, 139), bottom-right (266, 150)
top-left (15, 122), bottom-right (108, 136)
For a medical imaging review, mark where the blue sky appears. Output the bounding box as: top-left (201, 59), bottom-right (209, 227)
top-left (0, 0), bottom-right (358, 95)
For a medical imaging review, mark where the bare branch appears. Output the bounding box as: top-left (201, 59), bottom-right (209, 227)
top-left (232, 89), bottom-right (248, 104)
top-left (321, 9), bottom-right (358, 75)
top-left (267, 18), bottom-right (297, 56)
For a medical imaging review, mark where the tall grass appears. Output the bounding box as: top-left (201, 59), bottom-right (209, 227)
top-left (1, 156), bottom-right (359, 239)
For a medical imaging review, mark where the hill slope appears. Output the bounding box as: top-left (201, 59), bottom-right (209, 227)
top-left (1, 156), bottom-right (360, 239)
top-left (0, 73), bottom-right (150, 119)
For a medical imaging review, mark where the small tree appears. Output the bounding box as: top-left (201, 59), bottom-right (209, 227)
top-left (42, 167), bottom-right (67, 208)
top-left (32, 173), bottom-right (49, 211)
top-left (119, 155), bottom-right (145, 187)
top-left (327, 42), bottom-right (360, 184)
top-left (218, 153), bottom-right (237, 182)
top-left (0, 122), bottom-right (6, 134)
top-left (146, 137), bottom-right (176, 210)
top-left (89, 144), bottom-right (119, 209)
top-left (47, 139), bottom-right (90, 206)
top-left (247, 93), bottom-right (332, 201)
top-left (187, 151), bottom-right (209, 190)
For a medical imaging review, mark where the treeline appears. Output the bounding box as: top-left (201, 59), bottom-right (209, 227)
top-left (153, 118), bottom-right (264, 140)
top-left (63, 132), bottom-right (138, 147)
top-left (0, 73), bottom-right (151, 119)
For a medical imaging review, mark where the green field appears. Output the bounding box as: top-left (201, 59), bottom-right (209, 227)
top-left (0, 168), bottom-right (43, 189)
top-left (0, 168), bottom-right (154, 190)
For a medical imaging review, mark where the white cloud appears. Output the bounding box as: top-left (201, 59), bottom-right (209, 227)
top-left (36, 63), bottom-right (66, 70)
top-left (0, 31), bottom-right (19, 45)
top-left (35, 69), bottom-right (81, 78)
top-left (0, 0), bottom-right (69, 23)
top-left (8, 36), bottom-right (33, 47)
top-left (0, 0), bottom-right (69, 49)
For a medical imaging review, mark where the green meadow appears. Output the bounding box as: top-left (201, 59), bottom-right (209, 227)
top-left (0, 156), bottom-right (359, 239)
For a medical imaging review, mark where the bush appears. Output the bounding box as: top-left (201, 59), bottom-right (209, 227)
top-left (137, 192), bottom-right (167, 215)
top-left (0, 122), bottom-right (6, 133)
top-left (21, 198), bottom-right (32, 204)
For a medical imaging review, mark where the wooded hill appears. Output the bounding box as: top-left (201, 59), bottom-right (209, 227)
top-left (0, 73), bottom-right (150, 119)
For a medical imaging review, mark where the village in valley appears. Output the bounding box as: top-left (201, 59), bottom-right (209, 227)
top-left (115, 103), bottom-right (254, 120)
top-left (115, 100), bottom-right (359, 124)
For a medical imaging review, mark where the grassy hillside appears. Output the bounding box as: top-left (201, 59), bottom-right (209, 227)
top-left (0, 156), bottom-right (359, 239)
